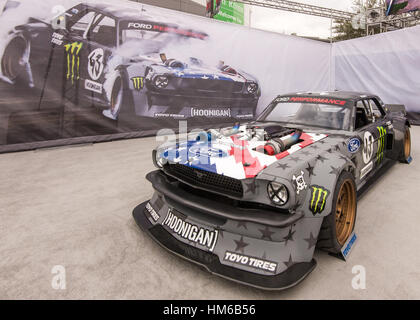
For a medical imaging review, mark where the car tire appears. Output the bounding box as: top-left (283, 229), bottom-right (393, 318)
top-left (102, 76), bottom-right (134, 122)
top-left (399, 126), bottom-right (411, 163)
top-left (1, 37), bottom-right (27, 83)
top-left (316, 171), bottom-right (357, 254)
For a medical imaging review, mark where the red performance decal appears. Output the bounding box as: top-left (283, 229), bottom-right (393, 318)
top-left (124, 22), bottom-right (207, 40)
top-left (152, 25), bottom-right (207, 39)
top-left (289, 96), bottom-right (347, 106)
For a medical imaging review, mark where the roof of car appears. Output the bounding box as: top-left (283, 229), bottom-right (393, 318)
top-left (280, 91), bottom-right (376, 101)
top-left (81, 2), bottom-right (198, 31)
top-left (84, 2), bottom-right (150, 19)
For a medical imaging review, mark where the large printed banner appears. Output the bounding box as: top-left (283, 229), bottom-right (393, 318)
top-left (0, 0), bottom-right (330, 152)
top-left (386, 0), bottom-right (420, 16)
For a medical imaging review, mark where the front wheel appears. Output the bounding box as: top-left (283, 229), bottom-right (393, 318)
top-left (317, 171), bottom-right (357, 254)
top-left (1, 37), bottom-right (27, 83)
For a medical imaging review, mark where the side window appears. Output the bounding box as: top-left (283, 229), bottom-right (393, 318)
top-left (88, 15), bottom-right (116, 47)
top-left (355, 100), bottom-right (371, 129)
top-left (69, 11), bottom-right (96, 37)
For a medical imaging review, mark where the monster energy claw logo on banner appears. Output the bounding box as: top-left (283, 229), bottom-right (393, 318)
top-left (377, 126), bottom-right (387, 164)
top-left (131, 76), bottom-right (145, 90)
top-left (64, 42), bottom-right (83, 84)
top-left (310, 185), bottom-right (330, 215)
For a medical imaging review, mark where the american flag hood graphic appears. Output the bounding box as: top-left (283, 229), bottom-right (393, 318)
top-left (159, 124), bottom-right (327, 180)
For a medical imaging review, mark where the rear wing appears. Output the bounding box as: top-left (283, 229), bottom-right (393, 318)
top-left (384, 104), bottom-right (406, 116)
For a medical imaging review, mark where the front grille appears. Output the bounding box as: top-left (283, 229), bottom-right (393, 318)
top-left (179, 79), bottom-right (244, 93)
top-left (163, 164), bottom-right (243, 198)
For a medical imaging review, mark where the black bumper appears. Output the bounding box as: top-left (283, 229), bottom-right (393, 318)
top-left (133, 201), bottom-right (317, 290)
top-left (146, 170), bottom-right (304, 228)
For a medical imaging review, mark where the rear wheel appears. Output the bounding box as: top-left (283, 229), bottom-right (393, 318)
top-left (1, 37), bottom-right (27, 82)
top-left (400, 126), bottom-right (411, 163)
top-left (103, 77), bottom-right (125, 121)
top-left (317, 171), bottom-right (357, 254)
top-left (102, 75), bottom-right (140, 130)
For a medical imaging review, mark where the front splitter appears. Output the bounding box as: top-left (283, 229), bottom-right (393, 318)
top-left (133, 201), bottom-right (317, 290)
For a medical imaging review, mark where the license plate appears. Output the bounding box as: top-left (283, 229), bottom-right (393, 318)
top-left (162, 208), bottom-right (219, 252)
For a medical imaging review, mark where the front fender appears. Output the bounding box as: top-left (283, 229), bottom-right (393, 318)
top-left (301, 151), bottom-right (355, 218)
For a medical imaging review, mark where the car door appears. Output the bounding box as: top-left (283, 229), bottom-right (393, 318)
top-left (52, 9), bottom-right (116, 105)
top-left (51, 9), bottom-right (97, 104)
top-left (354, 98), bottom-right (392, 183)
top-left (80, 13), bottom-right (117, 103)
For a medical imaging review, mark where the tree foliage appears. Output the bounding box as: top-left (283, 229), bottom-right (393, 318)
top-left (333, 0), bottom-right (386, 41)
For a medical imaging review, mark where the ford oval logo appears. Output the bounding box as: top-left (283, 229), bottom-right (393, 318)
top-left (348, 137), bottom-right (361, 153)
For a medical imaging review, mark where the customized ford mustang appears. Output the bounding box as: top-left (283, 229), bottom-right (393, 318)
top-left (133, 92), bottom-right (412, 290)
top-left (0, 2), bottom-right (260, 121)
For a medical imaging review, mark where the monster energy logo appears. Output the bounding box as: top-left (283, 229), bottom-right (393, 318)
top-left (376, 126), bottom-right (387, 164)
top-left (64, 42), bottom-right (83, 84)
top-left (309, 185), bottom-right (330, 215)
top-left (131, 76), bottom-right (145, 90)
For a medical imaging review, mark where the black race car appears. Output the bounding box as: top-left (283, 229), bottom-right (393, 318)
top-left (1, 2), bottom-right (260, 121)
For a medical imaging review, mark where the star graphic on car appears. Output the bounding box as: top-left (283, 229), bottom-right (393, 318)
top-left (234, 236), bottom-right (249, 253)
top-left (329, 166), bottom-right (340, 176)
top-left (289, 156), bottom-right (301, 163)
top-left (237, 221), bottom-right (247, 229)
top-left (276, 163), bottom-right (290, 170)
top-left (284, 228), bottom-right (295, 245)
top-left (306, 163), bottom-right (316, 177)
top-left (304, 232), bottom-right (318, 249)
top-left (316, 155), bottom-right (327, 163)
top-left (283, 254), bottom-right (294, 268)
top-left (259, 226), bottom-right (275, 241)
top-left (244, 181), bottom-right (257, 194)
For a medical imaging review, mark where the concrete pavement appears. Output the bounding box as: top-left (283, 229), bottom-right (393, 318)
top-left (0, 127), bottom-right (419, 299)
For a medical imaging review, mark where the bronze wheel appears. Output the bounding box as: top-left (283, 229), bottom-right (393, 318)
top-left (317, 171), bottom-right (357, 254)
top-left (335, 179), bottom-right (356, 246)
top-left (404, 129), bottom-right (411, 160)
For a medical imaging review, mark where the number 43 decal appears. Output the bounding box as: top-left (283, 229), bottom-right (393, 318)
top-left (88, 48), bottom-right (104, 81)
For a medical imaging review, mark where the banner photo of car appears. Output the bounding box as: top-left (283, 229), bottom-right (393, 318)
top-left (386, 0), bottom-right (420, 16)
top-left (0, 0), bottom-right (330, 153)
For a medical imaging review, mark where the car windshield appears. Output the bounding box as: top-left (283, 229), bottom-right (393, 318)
top-left (121, 29), bottom-right (176, 43)
top-left (120, 29), bottom-right (173, 52)
top-left (120, 28), bottom-right (204, 55)
top-left (258, 100), bottom-right (352, 130)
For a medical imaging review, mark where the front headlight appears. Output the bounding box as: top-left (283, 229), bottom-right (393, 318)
top-left (153, 75), bottom-right (169, 89)
top-left (152, 149), bottom-right (167, 168)
top-left (246, 82), bottom-right (258, 94)
top-left (267, 182), bottom-right (289, 205)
